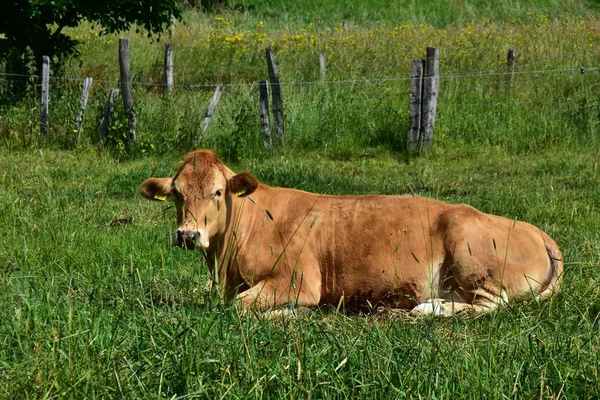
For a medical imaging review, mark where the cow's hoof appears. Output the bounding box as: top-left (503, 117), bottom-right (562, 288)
top-left (409, 299), bottom-right (453, 317)
top-left (261, 307), bottom-right (312, 320)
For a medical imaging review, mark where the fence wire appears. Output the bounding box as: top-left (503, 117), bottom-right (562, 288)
top-left (1, 66), bottom-right (598, 88)
top-left (1, 54), bottom-right (599, 148)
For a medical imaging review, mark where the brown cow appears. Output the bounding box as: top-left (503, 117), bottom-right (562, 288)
top-left (140, 150), bottom-right (563, 316)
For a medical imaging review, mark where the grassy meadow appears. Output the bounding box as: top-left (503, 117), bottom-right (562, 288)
top-left (1, 0), bottom-right (600, 398)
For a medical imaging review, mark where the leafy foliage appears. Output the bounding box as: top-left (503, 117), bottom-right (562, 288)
top-left (0, 0), bottom-right (183, 92)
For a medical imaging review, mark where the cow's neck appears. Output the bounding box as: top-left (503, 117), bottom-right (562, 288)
top-left (206, 183), bottom-right (270, 300)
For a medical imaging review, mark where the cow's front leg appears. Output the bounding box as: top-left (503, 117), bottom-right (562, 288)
top-left (235, 277), bottom-right (321, 313)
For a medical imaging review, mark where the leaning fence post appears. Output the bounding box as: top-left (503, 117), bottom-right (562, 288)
top-left (266, 47), bottom-right (284, 146)
top-left (407, 59), bottom-right (424, 151)
top-left (40, 55), bottom-right (50, 141)
top-left (259, 80), bottom-right (271, 149)
top-left (164, 43), bottom-right (174, 93)
top-left (420, 47), bottom-right (439, 149)
top-left (192, 84), bottom-right (224, 148)
top-left (72, 77), bottom-right (93, 145)
top-left (97, 88), bottom-right (119, 145)
top-left (119, 37), bottom-right (137, 144)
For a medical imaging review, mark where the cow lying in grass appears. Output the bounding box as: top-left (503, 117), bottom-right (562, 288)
top-left (140, 150), bottom-right (563, 316)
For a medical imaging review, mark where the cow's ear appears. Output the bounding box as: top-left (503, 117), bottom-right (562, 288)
top-left (139, 178), bottom-right (172, 201)
top-left (228, 172), bottom-right (258, 197)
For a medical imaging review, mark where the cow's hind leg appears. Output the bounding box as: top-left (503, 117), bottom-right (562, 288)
top-left (410, 288), bottom-right (507, 317)
top-left (409, 298), bottom-right (498, 317)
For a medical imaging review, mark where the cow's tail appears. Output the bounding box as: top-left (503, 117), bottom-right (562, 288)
top-left (538, 239), bottom-right (564, 300)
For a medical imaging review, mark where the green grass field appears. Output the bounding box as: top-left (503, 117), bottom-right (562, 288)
top-left (1, 0), bottom-right (600, 398)
top-left (1, 145), bottom-right (599, 398)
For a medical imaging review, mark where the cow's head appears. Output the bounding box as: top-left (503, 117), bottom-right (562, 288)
top-left (139, 150), bottom-right (258, 250)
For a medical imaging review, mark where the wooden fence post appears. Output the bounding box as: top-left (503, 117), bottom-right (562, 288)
top-left (266, 47), bottom-right (284, 147)
top-left (507, 49), bottom-right (516, 84)
top-left (119, 37), bottom-right (137, 144)
top-left (164, 43), bottom-right (174, 93)
top-left (97, 88), bottom-right (119, 145)
top-left (259, 80), bottom-right (271, 149)
top-left (407, 59), bottom-right (424, 150)
top-left (40, 55), bottom-right (50, 141)
top-left (420, 47), bottom-right (439, 149)
top-left (319, 53), bottom-right (326, 82)
top-left (192, 84), bottom-right (224, 148)
top-left (72, 77), bottom-right (93, 145)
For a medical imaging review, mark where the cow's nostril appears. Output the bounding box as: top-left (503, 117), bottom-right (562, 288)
top-left (180, 230), bottom-right (195, 240)
top-left (176, 230), bottom-right (198, 249)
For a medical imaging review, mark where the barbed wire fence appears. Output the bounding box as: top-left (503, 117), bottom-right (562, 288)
top-left (0, 42), bottom-right (599, 153)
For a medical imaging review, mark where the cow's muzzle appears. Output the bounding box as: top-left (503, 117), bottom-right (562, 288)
top-left (174, 229), bottom-right (197, 250)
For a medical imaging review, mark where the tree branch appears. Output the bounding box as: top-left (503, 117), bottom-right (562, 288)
top-left (49, 7), bottom-right (77, 47)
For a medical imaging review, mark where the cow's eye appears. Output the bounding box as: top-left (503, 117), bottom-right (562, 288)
top-left (214, 190), bottom-right (222, 198)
